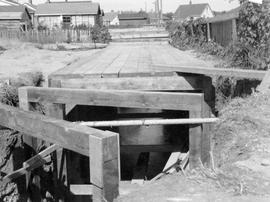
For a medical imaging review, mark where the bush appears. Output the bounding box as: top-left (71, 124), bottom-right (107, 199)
top-left (0, 72), bottom-right (44, 107)
top-left (90, 25), bottom-right (111, 46)
top-left (167, 2), bottom-right (270, 70)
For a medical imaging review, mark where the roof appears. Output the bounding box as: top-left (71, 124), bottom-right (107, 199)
top-left (0, 5), bottom-right (29, 20)
top-left (118, 12), bottom-right (148, 20)
top-left (103, 12), bottom-right (118, 22)
top-left (207, 6), bottom-right (241, 23)
top-left (36, 1), bottom-right (101, 16)
top-left (23, 3), bottom-right (37, 14)
top-left (174, 3), bottom-right (209, 20)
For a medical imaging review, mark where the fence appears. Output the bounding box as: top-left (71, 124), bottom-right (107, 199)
top-left (0, 29), bottom-right (93, 44)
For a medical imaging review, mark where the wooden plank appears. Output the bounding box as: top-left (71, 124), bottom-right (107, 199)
top-left (189, 110), bottom-right (203, 169)
top-left (163, 152), bottom-right (181, 174)
top-left (59, 76), bottom-right (202, 91)
top-left (70, 185), bottom-right (93, 195)
top-left (21, 87), bottom-right (203, 111)
top-left (153, 64), bottom-right (266, 80)
top-left (258, 70), bottom-right (270, 92)
top-left (201, 76), bottom-right (215, 168)
top-left (0, 102), bottom-right (118, 157)
top-left (89, 132), bottom-right (119, 202)
top-left (1, 145), bottom-right (58, 184)
top-left (120, 145), bottom-right (182, 153)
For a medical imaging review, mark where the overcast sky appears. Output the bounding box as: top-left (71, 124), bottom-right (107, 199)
top-left (25, 0), bottom-right (240, 13)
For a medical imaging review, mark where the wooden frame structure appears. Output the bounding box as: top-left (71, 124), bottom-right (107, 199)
top-left (0, 103), bottom-right (119, 202)
top-left (18, 86), bottom-right (212, 169)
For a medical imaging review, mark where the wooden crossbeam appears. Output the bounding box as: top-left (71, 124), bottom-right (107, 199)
top-left (58, 76), bottom-right (203, 91)
top-left (79, 118), bottom-right (218, 127)
top-left (19, 87), bottom-right (204, 111)
top-left (0, 103), bottom-right (118, 157)
top-left (70, 184), bottom-right (93, 195)
top-left (1, 144), bottom-right (59, 184)
top-left (154, 64), bottom-right (266, 80)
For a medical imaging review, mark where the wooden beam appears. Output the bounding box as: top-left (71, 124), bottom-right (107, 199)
top-left (58, 76), bottom-right (203, 91)
top-left (154, 65), bottom-right (266, 80)
top-left (1, 144), bottom-right (59, 184)
top-left (89, 132), bottom-right (119, 202)
top-left (79, 118), bottom-right (218, 127)
top-left (0, 103), bottom-right (118, 157)
top-left (19, 87), bottom-right (203, 111)
top-left (70, 185), bottom-right (93, 196)
top-left (189, 111), bottom-right (203, 169)
top-left (120, 145), bottom-right (182, 153)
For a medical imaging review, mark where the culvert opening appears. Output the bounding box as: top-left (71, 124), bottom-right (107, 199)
top-left (66, 105), bottom-right (189, 182)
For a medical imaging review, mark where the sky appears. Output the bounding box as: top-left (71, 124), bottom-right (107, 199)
top-left (23, 0), bottom-right (240, 13)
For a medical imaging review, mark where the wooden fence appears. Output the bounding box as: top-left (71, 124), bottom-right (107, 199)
top-left (0, 29), bottom-right (93, 44)
top-left (0, 100), bottom-right (119, 201)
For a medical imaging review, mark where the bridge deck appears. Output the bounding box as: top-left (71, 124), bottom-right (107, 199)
top-left (50, 42), bottom-right (213, 79)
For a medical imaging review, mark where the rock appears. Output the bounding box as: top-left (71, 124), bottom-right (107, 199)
top-left (261, 159), bottom-right (270, 166)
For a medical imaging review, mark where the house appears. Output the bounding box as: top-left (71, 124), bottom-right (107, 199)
top-left (0, 5), bottom-right (32, 31)
top-left (0, 0), bottom-right (20, 6)
top-left (35, 1), bottom-right (102, 29)
top-left (118, 11), bottom-right (149, 27)
top-left (206, 6), bottom-right (241, 46)
top-left (174, 2), bottom-right (214, 21)
top-left (103, 11), bottom-right (119, 26)
top-left (23, 2), bottom-right (37, 26)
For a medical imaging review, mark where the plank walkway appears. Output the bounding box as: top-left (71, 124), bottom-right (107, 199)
top-left (51, 42), bottom-right (213, 79)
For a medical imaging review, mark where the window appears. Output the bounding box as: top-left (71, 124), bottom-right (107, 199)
top-left (63, 16), bottom-right (71, 23)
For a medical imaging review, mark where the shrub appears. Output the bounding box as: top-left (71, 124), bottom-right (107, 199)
top-left (0, 72), bottom-right (44, 107)
top-left (90, 25), bottom-right (111, 47)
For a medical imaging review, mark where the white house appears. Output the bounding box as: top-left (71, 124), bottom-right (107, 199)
top-left (35, 1), bottom-right (102, 29)
top-left (103, 12), bottom-right (119, 26)
top-left (174, 2), bottom-right (214, 21)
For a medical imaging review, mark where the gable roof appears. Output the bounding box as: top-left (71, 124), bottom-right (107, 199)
top-left (207, 6), bottom-right (240, 23)
top-left (0, 5), bottom-right (30, 20)
top-left (103, 12), bottom-right (118, 22)
top-left (23, 3), bottom-right (37, 14)
top-left (118, 12), bottom-right (148, 20)
top-left (174, 3), bottom-right (209, 20)
top-left (36, 1), bottom-right (101, 16)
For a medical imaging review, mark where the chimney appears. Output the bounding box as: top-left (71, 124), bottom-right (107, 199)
top-left (28, 0), bottom-right (32, 4)
top-left (47, 0), bottom-right (50, 3)
top-left (65, 0), bottom-right (68, 2)
top-left (189, 0), bottom-right (192, 4)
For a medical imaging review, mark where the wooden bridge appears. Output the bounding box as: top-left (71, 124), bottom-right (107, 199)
top-left (0, 39), bottom-right (266, 202)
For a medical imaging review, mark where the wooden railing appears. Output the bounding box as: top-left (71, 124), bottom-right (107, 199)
top-left (0, 102), bottom-right (119, 202)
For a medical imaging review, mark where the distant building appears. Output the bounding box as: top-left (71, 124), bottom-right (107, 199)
top-left (0, 0), bottom-right (20, 6)
top-left (206, 6), bottom-right (241, 46)
top-left (35, 1), bottom-right (102, 29)
top-left (103, 11), bottom-right (119, 26)
top-left (23, 2), bottom-right (37, 26)
top-left (174, 2), bottom-right (214, 21)
top-left (118, 12), bottom-right (148, 27)
top-left (0, 5), bottom-right (31, 31)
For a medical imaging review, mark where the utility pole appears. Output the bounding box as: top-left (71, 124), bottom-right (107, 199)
top-left (160, 0), bottom-right (163, 23)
